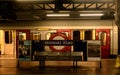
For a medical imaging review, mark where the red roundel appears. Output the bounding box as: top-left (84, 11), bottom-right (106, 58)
top-left (49, 33), bottom-right (70, 52)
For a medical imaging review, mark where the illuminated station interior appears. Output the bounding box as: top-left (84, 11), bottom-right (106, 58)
top-left (0, 0), bottom-right (120, 75)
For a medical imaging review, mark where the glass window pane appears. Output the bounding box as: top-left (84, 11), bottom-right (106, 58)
top-left (5, 31), bottom-right (12, 44)
top-left (32, 33), bottom-right (41, 40)
top-left (99, 32), bottom-right (106, 46)
top-left (73, 31), bottom-right (80, 40)
top-left (46, 32), bottom-right (51, 40)
top-left (85, 30), bottom-right (92, 40)
top-left (19, 32), bottom-right (26, 40)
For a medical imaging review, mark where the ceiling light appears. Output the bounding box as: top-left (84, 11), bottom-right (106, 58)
top-left (46, 14), bottom-right (70, 17)
top-left (16, 0), bottom-right (40, 1)
top-left (80, 14), bottom-right (104, 16)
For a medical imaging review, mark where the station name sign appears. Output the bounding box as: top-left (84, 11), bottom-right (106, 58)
top-left (45, 40), bottom-right (73, 45)
top-left (34, 40), bottom-right (74, 46)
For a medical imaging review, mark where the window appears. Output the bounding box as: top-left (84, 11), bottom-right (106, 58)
top-left (73, 31), bottom-right (80, 40)
top-left (31, 33), bottom-right (41, 40)
top-left (85, 30), bottom-right (92, 40)
top-left (99, 32), bottom-right (106, 46)
top-left (5, 31), bottom-right (12, 44)
top-left (19, 32), bottom-right (26, 40)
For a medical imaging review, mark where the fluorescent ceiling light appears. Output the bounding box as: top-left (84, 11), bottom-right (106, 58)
top-left (80, 14), bottom-right (104, 16)
top-left (46, 14), bottom-right (70, 17)
top-left (16, 0), bottom-right (42, 1)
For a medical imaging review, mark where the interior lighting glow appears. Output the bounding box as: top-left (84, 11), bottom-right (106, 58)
top-left (46, 14), bottom-right (70, 17)
top-left (80, 14), bottom-right (104, 16)
top-left (37, 28), bottom-right (49, 31)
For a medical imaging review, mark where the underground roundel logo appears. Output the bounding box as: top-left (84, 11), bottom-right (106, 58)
top-left (49, 33), bottom-right (70, 52)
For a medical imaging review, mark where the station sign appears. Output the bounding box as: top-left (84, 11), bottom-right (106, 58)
top-left (32, 40), bottom-right (87, 46)
top-left (44, 40), bottom-right (73, 46)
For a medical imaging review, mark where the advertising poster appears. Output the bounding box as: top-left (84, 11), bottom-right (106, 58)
top-left (87, 40), bottom-right (101, 61)
top-left (18, 40), bottom-right (31, 60)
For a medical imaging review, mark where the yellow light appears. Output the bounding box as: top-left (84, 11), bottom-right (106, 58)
top-left (37, 28), bottom-right (49, 31)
